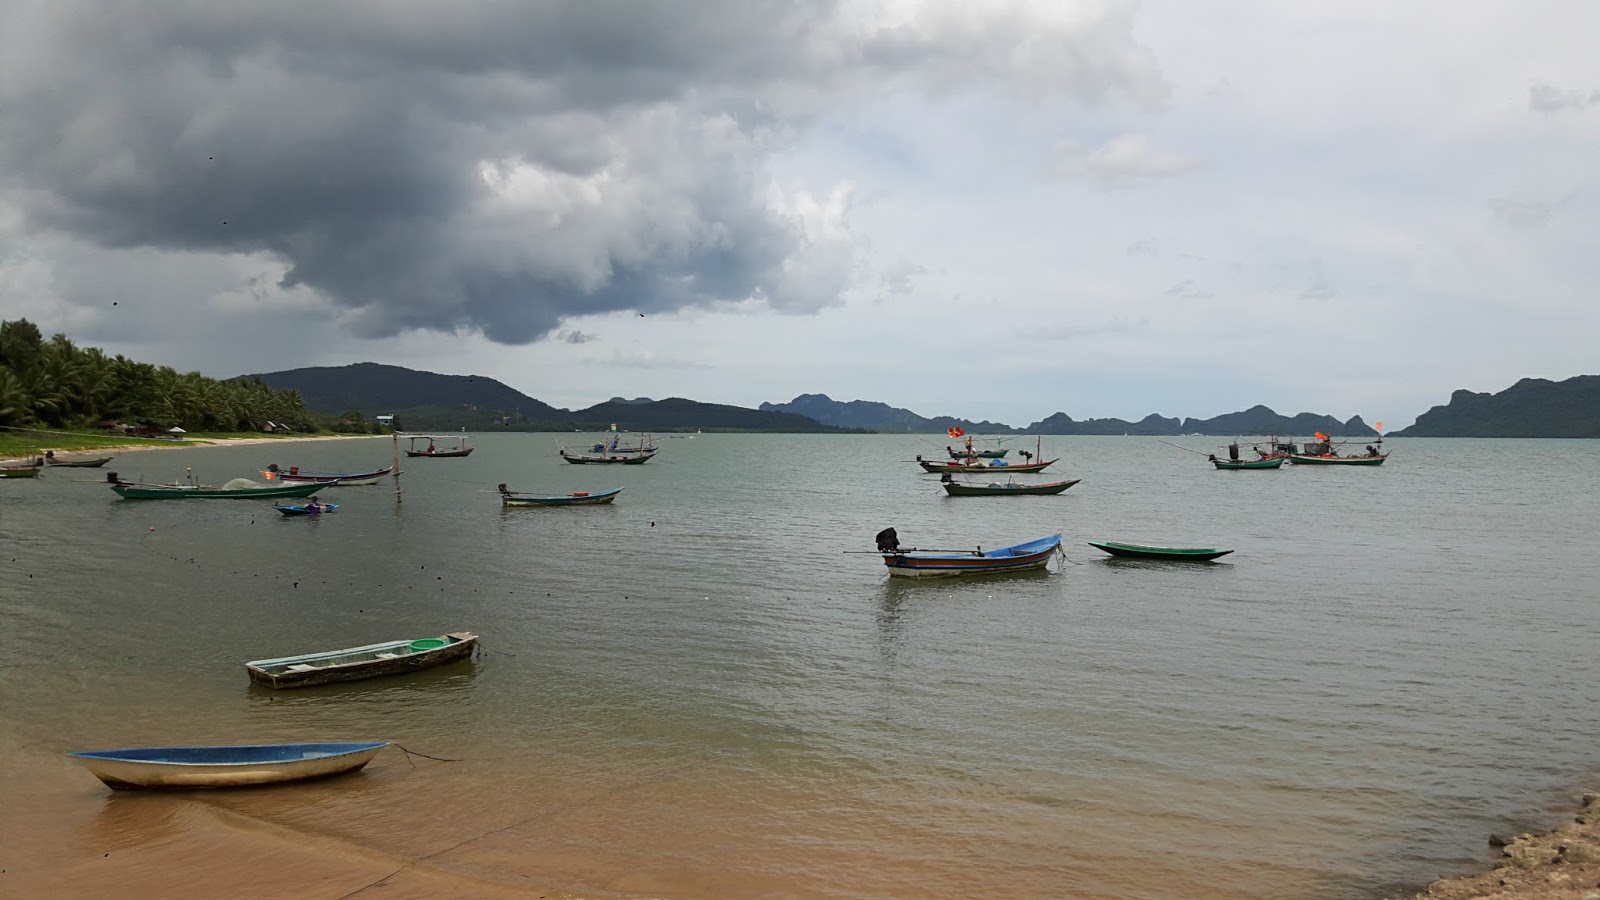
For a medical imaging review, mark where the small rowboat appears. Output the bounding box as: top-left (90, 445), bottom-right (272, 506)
top-left (942, 478), bottom-right (1080, 496)
top-left (880, 533), bottom-right (1062, 578)
top-left (246, 632), bottom-right (478, 689)
top-left (0, 465), bottom-right (42, 479)
top-left (499, 485), bottom-right (622, 507)
top-left (274, 502), bottom-right (339, 516)
top-left (1211, 456), bottom-right (1286, 470)
top-left (111, 479), bottom-right (325, 500)
top-left (1088, 541), bottom-right (1234, 562)
top-left (68, 741), bottom-right (388, 790)
top-left (264, 465), bottom-right (392, 485)
top-left (1287, 452), bottom-right (1387, 466)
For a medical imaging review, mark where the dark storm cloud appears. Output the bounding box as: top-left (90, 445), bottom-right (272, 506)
top-left (1, 0), bottom-right (1165, 343)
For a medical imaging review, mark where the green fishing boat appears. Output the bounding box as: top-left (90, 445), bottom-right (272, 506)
top-left (1211, 456), bottom-right (1286, 470)
top-left (1088, 541), bottom-right (1234, 562)
top-left (1, 465), bottom-right (42, 479)
top-left (111, 479), bottom-right (326, 500)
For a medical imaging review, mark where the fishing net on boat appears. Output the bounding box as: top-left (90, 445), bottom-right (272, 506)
top-left (221, 478), bottom-right (269, 490)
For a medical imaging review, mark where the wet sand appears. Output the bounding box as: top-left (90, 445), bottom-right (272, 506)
top-left (1403, 792), bottom-right (1600, 900)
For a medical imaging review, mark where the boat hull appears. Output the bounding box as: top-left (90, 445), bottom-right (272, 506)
top-left (68, 742), bottom-right (388, 790)
top-left (502, 488), bottom-right (622, 506)
top-left (274, 503), bottom-right (340, 516)
top-left (246, 632), bottom-right (477, 689)
top-left (883, 534), bottom-right (1062, 578)
top-left (1287, 454), bottom-right (1387, 465)
top-left (560, 453), bottom-right (652, 465)
top-left (1211, 457), bottom-right (1287, 469)
top-left (946, 449), bottom-right (1008, 459)
top-left (112, 481), bottom-right (325, 499)
top-left (271, 467), bottom-right (392, 485)
top-left (0, 466), bottom-right (42, 478)
top-left (918, 458), bottom-right (1057, 474)
top-left (942, 479), bottom-right (1079, 496)
top-left (1088, 541), bottom-right (1233, 561)
top-left (405, 448), bottom-right (473, 458)
top-left (46, 457), bottom-right (113, 468)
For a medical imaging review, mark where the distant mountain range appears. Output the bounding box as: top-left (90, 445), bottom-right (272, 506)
top-left (247, 363), bottom-right (1598, 437)
top-left (762, 394), bottom-right (1379, 437)
top-left (1392, 375), bottom-right (1600, 437)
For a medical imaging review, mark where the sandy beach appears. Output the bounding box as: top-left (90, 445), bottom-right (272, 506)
top-left (3, 433), bottom-right (389, 466)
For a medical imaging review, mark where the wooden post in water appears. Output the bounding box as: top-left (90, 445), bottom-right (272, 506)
top-left (391, 430), bottom-right (403, 505)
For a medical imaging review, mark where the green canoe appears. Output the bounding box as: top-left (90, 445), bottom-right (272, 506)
top-left (1088, 541), bottom-right (1234, 562)
top-left (111, 480), bottom-right (326, 500)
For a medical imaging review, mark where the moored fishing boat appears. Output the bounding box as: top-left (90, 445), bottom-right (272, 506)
top-left (403, 434), bottom-right (473, 458)
top-left (1287, 432), bottom-right (1388, 465)
top-left (245, 632), bottom-right (478, 688)
top-left (67, 742), bottom-right (388, 790)
top-left (0, 464), bottom-right (42, 478)
top-left (1088, 541), bottom-right (1234, 561)
top-left (263, 464), bottom-right (392, 485)
top-left (109, 475), bottom-right (325, 500)
top-left (941, 477), bottom-right (1080, 496)
top-left (1211, 456), bottom-right (1287, 470)
top-left (874, 528), bottom-right (1062, 578)
top-left (558, 446), bottom-right (654, 465)
top-left (498, 484), bottom-right (622, 506)
top-left (917, 455), bottom-right (1057, 474)
top-left (44, 452), bottom-right (113, 467)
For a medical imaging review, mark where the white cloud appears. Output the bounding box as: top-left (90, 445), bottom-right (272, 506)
top-left (1050, 133), bottom-right (1202, 189)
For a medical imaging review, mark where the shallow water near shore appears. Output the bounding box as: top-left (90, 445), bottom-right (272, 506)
top-left (3, 434), bottom-right (1598, 898)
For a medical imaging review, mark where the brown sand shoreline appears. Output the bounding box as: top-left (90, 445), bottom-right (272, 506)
top-left (3, 433), bottom-right (389, 466)
top-left (1401, 792), bottom-right (1600, 900)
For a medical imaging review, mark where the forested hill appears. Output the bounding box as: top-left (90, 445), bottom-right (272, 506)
top-left (1392, 376), bottom-right (1600, 437)
top-left (248, 363), bottom-right (564, 419)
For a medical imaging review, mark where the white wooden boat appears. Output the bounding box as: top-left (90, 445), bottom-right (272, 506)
top-left (68, 741), bottom-right (388, 790)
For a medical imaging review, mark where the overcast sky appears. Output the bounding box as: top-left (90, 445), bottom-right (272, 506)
top-left (3, 1), bottom-right (1596, 428)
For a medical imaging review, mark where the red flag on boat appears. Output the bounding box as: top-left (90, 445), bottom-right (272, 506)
top-left (1314, 431), bottom-right (1329, 441)
top-left (1375, 421), bottom-right (1383, 433)
top-left (947, 427), bottom-right (964, 439)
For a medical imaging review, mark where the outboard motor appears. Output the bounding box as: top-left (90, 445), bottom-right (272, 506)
top-left (106, 471), bottom-right (119, 483)
top-left (875, 527), bottom-right (901, 553)
top-left (1228, 442), bottom-right (1240, 461)
top-left (497, 483), bottom-right (509, 494)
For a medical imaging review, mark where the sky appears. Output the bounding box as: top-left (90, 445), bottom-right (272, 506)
top-left (2, 0), bottom-right (1597, 429)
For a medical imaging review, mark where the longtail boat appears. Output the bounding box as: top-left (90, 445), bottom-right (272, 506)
top-left (264, 464), bottom-right (392, 485)
top-left (875, 529), bottom-right (1062, 578)
top-left (403, 434), bottom-right (473, 458)
top-left (499, 484), bottom-right (622, 506)
top-left (1286, 433), bottom-right (1388, 466)
top-left (918, 455), bottom-right (1057, 474)
top-left (559, 447), bottom-right (654, 465)
top-left (245, 632), bottom-right (477, 688)
top-left (68, 742), bottom-right (388, 790)
top-left (1211, 456), bottom-right (1286, 470)
top-left (110, 477), bottom-right (325, 500)
top-left (1088, 541), bottom-right (1233, 562)
top-left (941, 478), bottom-right (1080, 496)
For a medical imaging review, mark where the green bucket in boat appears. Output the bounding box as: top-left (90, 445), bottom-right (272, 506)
top-left (409, 638), bottom-right (447, 652)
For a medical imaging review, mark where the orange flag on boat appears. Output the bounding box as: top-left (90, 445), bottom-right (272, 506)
top-left (947, 426), bottom-right (964, 439)
top-left (1375, 421), bottom-right (1383, 433)
top-left (1314, 431), bottom-right (1329, 441)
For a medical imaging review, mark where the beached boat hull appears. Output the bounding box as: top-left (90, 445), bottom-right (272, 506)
top-left (1088, 541), bottom-right (1234, 561)
top-left (246, 632), bottom-right (477, 689)
top-left (918, 458), bottom-right (1058, 474)
top-left (1287, 453), bottom-right (1387, 466)
top-left (501, 488), bottom-right (622, 507)
top-left (111, 480), bottom-right (325, 500)
top-left (68, 742), bottom-right (388, 790)
top-left (883, 534), bottom-right (1062, 578)
top-left (46, 457), bottom-right (113, 468)
top-left (942, 479), bottom-right (1080, 496)
top-left (1211, 457), bottom-right (1287, 469)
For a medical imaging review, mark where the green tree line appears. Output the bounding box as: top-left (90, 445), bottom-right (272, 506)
top-left (0, 318), bottom-right (317, 433)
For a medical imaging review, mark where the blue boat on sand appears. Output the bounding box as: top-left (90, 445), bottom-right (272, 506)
top-left (67, 741), bottom-right (389, 790)
top-left (876, 530), bottom-right (1062, 578)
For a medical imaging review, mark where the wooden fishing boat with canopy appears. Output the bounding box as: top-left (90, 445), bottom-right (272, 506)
top-left (404, 434), bottom-right (473, 458)
top-left (1287, 428), bottom-right (1389, 466)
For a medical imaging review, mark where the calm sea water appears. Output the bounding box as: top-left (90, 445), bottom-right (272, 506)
top-left (2, 434), bottom-right (1598, 898)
